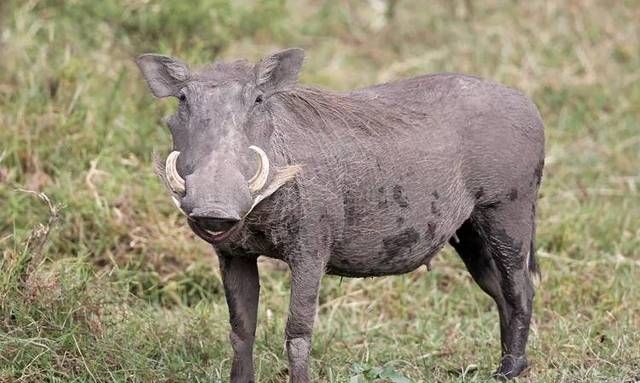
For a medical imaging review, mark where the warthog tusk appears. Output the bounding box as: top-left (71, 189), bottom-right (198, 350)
top-left (248, 145), bottom-right (270, 193)
top-left (166, 151), bottom-right (186, 196)
top-left (171, 196), bottom-right (185, 214)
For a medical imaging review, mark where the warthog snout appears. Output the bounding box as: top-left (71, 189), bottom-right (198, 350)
top-left (165, 146), bottom-right (269, 200)
top-left (162, 146), bottom-right (291, 243)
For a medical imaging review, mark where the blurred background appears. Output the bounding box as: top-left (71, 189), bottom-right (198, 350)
top-left (0, 1), bottom-right (638, 382)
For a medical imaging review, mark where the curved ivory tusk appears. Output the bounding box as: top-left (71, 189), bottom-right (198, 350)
top-left (166, 151), bottom-right (186, 196)
top-left (248, 145), bottom-right (270, 193)
top-left (171, 196), bottom-right (187, 216)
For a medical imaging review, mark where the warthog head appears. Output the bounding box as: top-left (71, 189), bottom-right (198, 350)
top-left (136, 49), bottom-right (304, 243)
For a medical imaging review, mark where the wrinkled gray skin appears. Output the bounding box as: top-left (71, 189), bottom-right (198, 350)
top-left (137, 48), bottom-right (544, 382)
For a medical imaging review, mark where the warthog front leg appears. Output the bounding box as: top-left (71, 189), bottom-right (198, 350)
top-left (219, 253), bottom-right (260, 383)
top-left (285, 257), bottom-right (325, 383)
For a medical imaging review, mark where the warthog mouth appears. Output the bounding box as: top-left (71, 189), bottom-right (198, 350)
top-left (187, 218), bottom-right (243, 244)
top-left (154, 147), bottom-right (301, 245)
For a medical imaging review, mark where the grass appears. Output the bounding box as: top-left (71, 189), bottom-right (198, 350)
top-left (1, 0), bottom-right (639, 381)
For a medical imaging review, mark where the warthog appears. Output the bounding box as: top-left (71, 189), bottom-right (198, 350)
top-left (136, 48), bottom-right (544, 382)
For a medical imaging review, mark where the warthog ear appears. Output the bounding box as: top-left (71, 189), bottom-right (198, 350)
top-left (255, 48), bottom-right (304, 94)
top-left (136, 54), bottom-right (190, 98)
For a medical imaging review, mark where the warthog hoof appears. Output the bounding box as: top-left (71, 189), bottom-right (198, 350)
top-left (493, 355), bottom-right (528, 380)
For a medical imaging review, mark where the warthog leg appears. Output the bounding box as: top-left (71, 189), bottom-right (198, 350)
top-left (449, 198), bottom-right (537, 380)
top-left (219, 253), bottom-right (260, 383)
top-left (285, 254), bottom-right (326, 383)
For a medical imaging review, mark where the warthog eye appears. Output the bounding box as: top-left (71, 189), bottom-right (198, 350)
top-left (178, 91), bottom-right (186, 102)
top-left (255, 94), bottom-right (263, 104)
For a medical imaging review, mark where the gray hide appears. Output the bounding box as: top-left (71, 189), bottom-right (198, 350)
top-left (137, 48), bottom-right (545, 382)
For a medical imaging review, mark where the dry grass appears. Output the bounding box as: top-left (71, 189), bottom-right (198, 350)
top-left (1, 0), bottom-right (639, 382)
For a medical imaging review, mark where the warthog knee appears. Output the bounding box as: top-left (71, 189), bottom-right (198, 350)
top-left (229, 331), bottom-right (254, 354)
top-left (286, 337), bottom-right (311, 366)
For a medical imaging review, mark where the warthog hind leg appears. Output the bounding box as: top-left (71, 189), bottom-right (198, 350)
top-left (450, 199), bottom-right (537, 380)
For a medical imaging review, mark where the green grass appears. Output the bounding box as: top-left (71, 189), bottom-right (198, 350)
top-left (1, 1), bottom-right (639, 382)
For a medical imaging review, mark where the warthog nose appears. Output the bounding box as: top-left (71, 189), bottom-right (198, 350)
top-left (188, 206), bottom-right (241, 232)
top-left (191, 216), bottom-right (239, 233)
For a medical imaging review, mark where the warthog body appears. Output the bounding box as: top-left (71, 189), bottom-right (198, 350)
top-left (137, 48), bottom-right (544, 382)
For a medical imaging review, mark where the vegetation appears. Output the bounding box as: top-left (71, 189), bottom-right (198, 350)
top-left (1, 1), bottom-right (638, 381)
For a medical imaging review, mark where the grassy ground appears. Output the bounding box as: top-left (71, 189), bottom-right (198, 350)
top-left (1, 0), bottom-right (639, 382)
